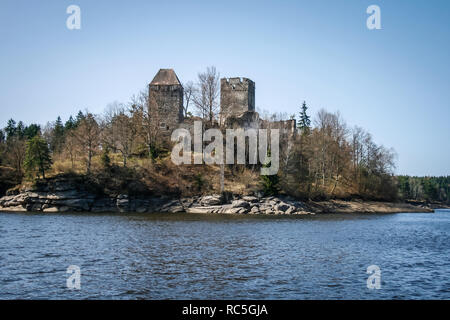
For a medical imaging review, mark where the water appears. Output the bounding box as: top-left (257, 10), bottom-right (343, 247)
top-left (1, 210), bottom-right (450, 299)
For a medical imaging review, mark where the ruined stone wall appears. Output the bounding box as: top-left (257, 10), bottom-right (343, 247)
top-left (223, 111), bottom-right (260, 130)
top-left (261, 119), bottom-right (297, 138)
top-left (149, 84), bottom-right (184, 133)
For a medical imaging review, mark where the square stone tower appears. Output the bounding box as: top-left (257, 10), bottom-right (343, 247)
top-left (149, 69), bottom-right (184, 132)
top-left (220, 77), bottom-right (255, 125)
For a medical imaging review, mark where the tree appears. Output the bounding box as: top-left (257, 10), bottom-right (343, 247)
top-left (65, 116), bottom-right (76, 131)
top-left (298, 101), bottom-right (311, 134)
top-left (130, 90), bottom-right (161, 160)
top-left (5, 136), bottom-right (26, 174)
top-left (5, 119), bottom-right (17, 140)
top-left (103, 103), bottom-right (137, 167)
top-left (183, 81), bottom-right (195, 118)
top-left (16, 121), bottom-right (25, 139)
top-left (74, 112), bottom-right (100, 173)
top-left (193, 66), bottom-right (220, 124)
top-left (0, 129), bottom-right (5, 165)
top-left (75, 111), bottom-right (85, 126)
top-left (23, 124), bottom-right (41, 140)
top-left (63, 130), bottom-right (78, 170)
top-left (51, 116), bottom-right (65, 153)
top-left (24, 135), bottom-right (52, 179)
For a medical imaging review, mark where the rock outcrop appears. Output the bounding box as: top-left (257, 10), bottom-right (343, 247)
top-left (0, 178), bottom-right (433, 214)
top-left (0, 188), bottom-right (311, 215)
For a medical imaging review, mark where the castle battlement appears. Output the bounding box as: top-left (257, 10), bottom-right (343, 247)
top-left (220, 77), bottom-right (255, 125)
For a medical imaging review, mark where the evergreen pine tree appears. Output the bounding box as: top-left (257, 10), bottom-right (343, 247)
top-left (52, 116), bottom-right (65, 153)
top-left (65, 116), bottom-right (76, 130)
top-left (16, 121), bottom-right (25, 139)
top-left (75, 111), bottom-right (85, 126)
top-left (23, 124), bottom-right (41, 140)
top-left (298, 101), bottom-right (311, 134)
top-left (5, 119), bottom-right (17, 140)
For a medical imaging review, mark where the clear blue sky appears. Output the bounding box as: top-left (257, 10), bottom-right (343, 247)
top-left (0, 0), bottom-right (449, 176)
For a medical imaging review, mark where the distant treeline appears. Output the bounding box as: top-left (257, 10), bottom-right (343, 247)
top-left (398, 176), bottom-right (450, 203)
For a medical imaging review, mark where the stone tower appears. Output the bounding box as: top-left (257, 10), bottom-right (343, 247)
top-left (149, 69), bottom-right (184, 132)
top-left (220, 77), bottom-right (255, 125)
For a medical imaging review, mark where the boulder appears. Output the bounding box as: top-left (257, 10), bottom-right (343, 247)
top-left (186, 206), bottom-right (218, 214)
top-left (285, 207), bottom-right (295, 215)
top-left (199, 195), bottom-right (222, 206)
top-left (1, 205), bottom-right (25, 212)
top-left (275, 203), bottom-right (291, 212)
top-left (167, 205), bottom-right (184, 213)
top-left (242, 196), bottom-right (259, 203)
top-left (223, 207), bottom-right (244, 214)
top-left (180, 197), bottom-right (196, 208)
top-left (231, 200), bottom-right (250, 209)
top-left (250, 206), bottom-right (260, 214)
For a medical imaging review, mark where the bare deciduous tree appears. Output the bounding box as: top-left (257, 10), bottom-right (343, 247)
top-left (63, 130), bottom-right (78, 170)
top-left (183, 81), bottom-right (195, 118)
top-left (193, 66), bottom-right (220, 125)
top-left (103, 102), bottom-right (138, 167)
top-left (6, 137), bottom-right (26, 174)
top-left (74, 112), bottom-right (100, 173)
top-left (129, 90), bottom-right (161, 160)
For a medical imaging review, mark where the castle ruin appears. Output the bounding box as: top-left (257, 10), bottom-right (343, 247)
top-left (148, 68), bottom-right (295, 136)
top-left (148, 69), bottom-right (184, 133)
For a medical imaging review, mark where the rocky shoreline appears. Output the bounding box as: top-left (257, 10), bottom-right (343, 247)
top-left (0, 190), bottom-right (312, 215)
top-left (0, 186), bottom-right (435, 215)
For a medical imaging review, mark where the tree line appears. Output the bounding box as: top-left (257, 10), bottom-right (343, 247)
top-left (397, 176), bottom-right (450, 203)
top-left (275, 103), bottom-right (398, 200)
top-left (0, 66), bottom-right (446, 202)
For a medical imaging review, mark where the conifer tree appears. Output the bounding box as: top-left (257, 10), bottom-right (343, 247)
top-left (298, 101), bottom-right (311, 134)
top-left (51, 116), bottom-right (65, 153)
top-left (5, 119), bottom-right (17, 140)
top-left (24, 135), bottom-right (52, 179)
top-left (75, 111), bottom-right (85, 126)
top-left (65, 116), bottom-right (76, 131)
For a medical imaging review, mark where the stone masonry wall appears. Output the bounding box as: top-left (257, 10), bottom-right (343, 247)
top-left (220, 77), bottom-right (255, 124)
top-left (149, 84), bottom-right (184, 133)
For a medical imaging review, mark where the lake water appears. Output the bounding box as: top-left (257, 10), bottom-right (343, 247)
top-left (1, 210), bottom-right (450, 300)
